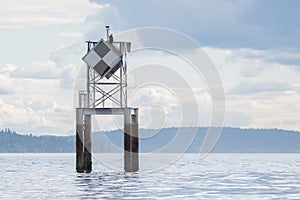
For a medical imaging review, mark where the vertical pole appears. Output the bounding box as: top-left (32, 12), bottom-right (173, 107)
top-left (93, 69), bottom-right (96, 108)
top-left (124, 108), bottom-right (139, 172)
top-left (84, 114), bottom-right (92, 173)
top-left (120, 57), bottom-right (123, 108)
top-left (125, 62), bottom-right (128, 108)
top-left (106, 27), bottom-right (110, 41)
top-left (87, 43), bottom-right (90, 108)
top-left (76, 108), bottom-right (84, 173)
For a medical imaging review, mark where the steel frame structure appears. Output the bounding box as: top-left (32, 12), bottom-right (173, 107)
top-left (85, 41), bottom-right (127, 109)
top-left (76, 39), bottom-right (139, 173)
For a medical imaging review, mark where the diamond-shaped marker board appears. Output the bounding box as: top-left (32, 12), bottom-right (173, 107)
top-left (82, 39), bottom-right (122, 79)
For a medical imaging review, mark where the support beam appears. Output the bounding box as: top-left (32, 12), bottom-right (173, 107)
top-left (84, 115), bottom-right (92, 173)
top-left (124, 108), bottom-right (139, 172)
top-left (76, 109), bottom-right (84, 173)
top-left (83, 108), bottom-right (126, 115)
top-left (76, 107), bottom-right (139, 173)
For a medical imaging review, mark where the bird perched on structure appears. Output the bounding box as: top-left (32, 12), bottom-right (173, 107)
top-left (109, 34), bottom-right (114, 43)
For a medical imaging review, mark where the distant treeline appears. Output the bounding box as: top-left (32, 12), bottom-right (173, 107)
top-left (1, 127), bottom-right (300, 153)
top-left (95, 127), bottom-right (300, 153)
top-left (0, 129), bottom-right (75, 153)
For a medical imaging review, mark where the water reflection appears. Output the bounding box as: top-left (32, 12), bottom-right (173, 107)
top-left (75, 172), bottom-right (144, 199)
top-left (1, 154), bottom-right (300, 199)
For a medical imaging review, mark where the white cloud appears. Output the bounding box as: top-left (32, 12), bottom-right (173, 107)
top-left (223, 91), bottom-right (300, 130)
top-left (0, 97), bottom-right (74, 135)
top-left (205, 46), bottom-right (300, 130)
top-left (1, 42), bottom-right (80, 92)
top-left (128, 86), bottom-right (182, 129)
top-left (0, 42), bottom-right (81, 134)
top-left (59, 64), bottom-right (78, 89)
top-left (84, 4), bottom-right (121, 39)
top-left (10, 60), bottom-right (60, 79)
top-left (0, 0), bottom-right (109, 134)
top-left (230, 80), bottom-right (291, 94)
top-left (0, 72), bottom-right (16, 95)
top-left (0, 60), bottom-right (76, 135)
top-left (1, 27), bottom-right (300, 134)
top-left (49, 43), bottom-right (84, 67)
top-left (0, 0), bottom-right (102, 27)
top-left (59, 31), bottom-right (83, 38)
top-left (122, 47), bottom-right (300, 131)
top-left (224, 111), bottom-right (253, 127)
top-left (0, 0), bottom-right (300, 134)
top-left (0, 0), bottom-right (299, 135)
top-left (205, 46), bottom-right (300, 84)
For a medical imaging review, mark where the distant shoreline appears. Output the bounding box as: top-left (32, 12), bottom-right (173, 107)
top-left (1, 127), bottom-right (300, 153)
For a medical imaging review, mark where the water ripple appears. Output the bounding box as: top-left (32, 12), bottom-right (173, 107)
top-left (0, 154), bottom-right (299, 199)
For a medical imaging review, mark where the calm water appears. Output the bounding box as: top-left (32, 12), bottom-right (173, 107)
top-left (0, 154), bottom-right (300, 199)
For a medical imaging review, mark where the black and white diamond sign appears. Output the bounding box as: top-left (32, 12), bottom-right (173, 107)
top-left (82, 39), bottom-right (122, 79)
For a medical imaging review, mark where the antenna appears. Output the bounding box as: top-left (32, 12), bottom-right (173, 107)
top-left (105, 25), bottom-right (110, 41)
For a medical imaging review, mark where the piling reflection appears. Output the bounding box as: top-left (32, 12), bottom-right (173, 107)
top-left (74, 172), bottom-right (144, 199)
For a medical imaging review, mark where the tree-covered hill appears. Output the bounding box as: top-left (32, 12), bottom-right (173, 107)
top-left (0, 129), bottom-right (75, 153)
top-left (1, 127), bottom-right (300, 153)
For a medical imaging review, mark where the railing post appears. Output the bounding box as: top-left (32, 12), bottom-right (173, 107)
top-left (124, 108), bottom-right (139, 172)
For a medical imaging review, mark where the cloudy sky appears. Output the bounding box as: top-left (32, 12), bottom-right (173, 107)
top-left (0, 0), bottom-right (299, 135)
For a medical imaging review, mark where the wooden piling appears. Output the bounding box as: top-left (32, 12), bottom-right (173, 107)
top-left (84, 114), bottom-right (92, 173)
top-left (76, 107), bottom-right (139, 173)
top-left (124, 108), bottom-right (139, 172)
top-left (76, 109), bottom-right (84, 173)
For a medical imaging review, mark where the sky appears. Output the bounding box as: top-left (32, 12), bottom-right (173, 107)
top-left (0, 0), bottom-right (299, 135)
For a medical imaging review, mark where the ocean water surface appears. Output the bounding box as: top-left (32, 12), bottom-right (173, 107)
top-left (0, 153), bottom-right (299, 199)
